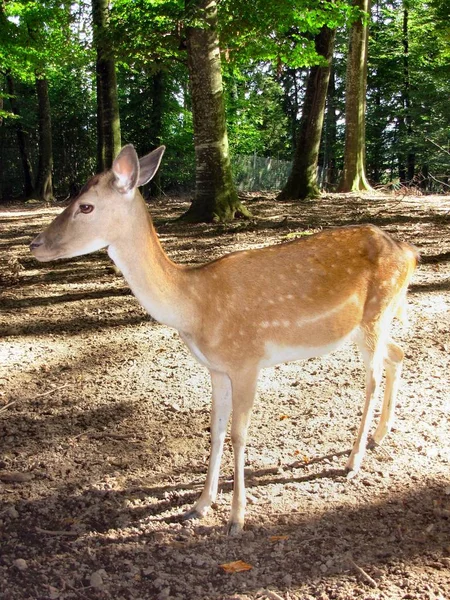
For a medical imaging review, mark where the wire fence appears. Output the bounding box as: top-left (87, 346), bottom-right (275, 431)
top-left (232, 154), bottom-right (292, 191)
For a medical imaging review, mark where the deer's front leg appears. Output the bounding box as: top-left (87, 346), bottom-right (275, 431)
top-left (227, 371), bottom-right (258, 535)
top-left (184, 370), bottom-right (232, 521)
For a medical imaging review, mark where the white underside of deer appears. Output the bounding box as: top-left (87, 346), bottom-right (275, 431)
top-left (30, 145), bottom-right (418, 534)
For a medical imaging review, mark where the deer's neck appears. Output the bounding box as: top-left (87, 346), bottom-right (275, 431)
top-left (107, 199), bottom-right (190, 330)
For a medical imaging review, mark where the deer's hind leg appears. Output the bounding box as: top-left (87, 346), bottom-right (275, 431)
top-left (346, 326), bottom-right (386, 478)
top-left (372, 340), bottom-right (404, 446)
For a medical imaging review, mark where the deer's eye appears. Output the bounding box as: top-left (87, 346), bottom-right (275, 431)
top-left (79, 204), bottom-right (94, 214)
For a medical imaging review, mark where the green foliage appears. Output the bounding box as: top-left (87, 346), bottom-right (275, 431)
top-left (366, 0), bottom-right (450, 185)
top-left (1, 0), bottom-right (449, 199)
top-left (225, 65), bottom-right (290, 158)
top-left (2, 1), bottom-right (87, 80)
top-left (219, 0), bottom-right (353, 67)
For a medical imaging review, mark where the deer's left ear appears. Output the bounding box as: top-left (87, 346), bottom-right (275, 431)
top-left (138, 146), bottom-right (165, 186)
top-left (112, 145), bottom-right (140, 194)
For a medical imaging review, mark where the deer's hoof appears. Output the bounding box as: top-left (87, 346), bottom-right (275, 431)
top-left (182, 508), bottom-right (203, 522)
top-left (226, 521), bottom-right (244, 536)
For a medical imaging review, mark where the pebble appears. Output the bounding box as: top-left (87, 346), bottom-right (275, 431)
top-left (13, 558), bottom-right (28, 571)
top-left (48, 586), bottom-right (60, 599)
top-left (7, 506), bottom-right (19, 519)
top-left (89, 569), bottom-right (107, 588)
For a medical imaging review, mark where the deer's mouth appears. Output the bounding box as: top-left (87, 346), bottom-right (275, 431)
top-left (29, 236), bottom-right (66, 262)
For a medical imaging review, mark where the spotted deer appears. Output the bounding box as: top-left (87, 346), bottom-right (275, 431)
top-left (30, 145), bottom-right (418, 534)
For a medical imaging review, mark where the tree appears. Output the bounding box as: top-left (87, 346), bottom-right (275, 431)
top-left (35, 76), bottom-right (53, 201)
top-left (183, 0), bottom-right (249, 222)
top-left (5, 74), bottom-right (34, 197)
top-left (0, 0), bottom-right (79, 200)
top-left (338, 0), bottom-right (373, 192)
top-left (277, 26), bottom-right (336, 200)
top-left (92, 0), bottom-right (121, 172)
top-left (1, 0), bottom-right (449, 199)
top-left (366, 0), bottom-right (450, 189)
top-left (399, 1), bottom-right (415, 182)
top-left (322, 65), bottom-right (339, 187)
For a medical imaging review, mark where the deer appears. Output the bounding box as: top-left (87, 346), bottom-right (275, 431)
top-left (30, 144), bottom-right (418, 534)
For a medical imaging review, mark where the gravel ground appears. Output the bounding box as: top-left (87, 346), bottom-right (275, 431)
top-left (0, 192), bottom-right (449, 600)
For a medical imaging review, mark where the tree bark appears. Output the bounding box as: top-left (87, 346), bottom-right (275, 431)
top-left (35, 76), bottom-right (54, 201)
top-left (402, 3), bottom-right (415, 182)
top-left (183, 0), bottom-right (249, 222)
top-left (6, 74), bottom-right (34, 198)
top-left (148, 68), bottom-right (164, 197)
top-left (324, 66), bottom-right (338, 187)
top-left (92, 0), bottom-right (121, 172)
top-left (338, 0), bottom-right (373, 192)
top-left (278, 26), bottom-right (336, 200)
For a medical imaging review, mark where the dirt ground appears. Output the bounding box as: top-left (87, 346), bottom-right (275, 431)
top-left (1, 192), bottom-right (449, 600)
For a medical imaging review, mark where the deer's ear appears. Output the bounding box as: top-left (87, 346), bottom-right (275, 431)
top-left (138, 146), bottom-right (165, 186)
top-left (112, 145), bottom-right (140, 194)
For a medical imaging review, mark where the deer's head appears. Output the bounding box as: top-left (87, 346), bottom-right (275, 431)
top-left (30, 145), bottom-right (165, 262)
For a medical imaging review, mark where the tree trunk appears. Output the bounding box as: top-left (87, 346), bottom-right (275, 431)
top-left (402, 3), bottom-right (415, 182)
top-left (338, 0), bottom-right (373, 193)
top-left (278, 26), bottom-right (336, 200)
top-left (183, 0), bottom-right (249, 222)
top-left (324, 66), bottom-right (338, 187)
top-left (92, 0), bottom-right (121, 172)
top-left (35, 77), bottom-right (54, 201)
top-left (281, 67), bottom-right (301, 150)
top-left (148, 68), bottom-right (164, 198)
top-left (6, 74), bottom-right (34, 198)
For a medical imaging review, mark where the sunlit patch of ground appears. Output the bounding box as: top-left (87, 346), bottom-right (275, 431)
top-left (0, 193), bottom-right (449, 600)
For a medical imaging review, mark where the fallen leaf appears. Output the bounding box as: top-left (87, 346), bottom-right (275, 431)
top-left (219, 560), bottom-right (253, 573)
top-left (279, 415), bottom-right (289, 420)
top-left (269, 535), bottom-right (289, 542)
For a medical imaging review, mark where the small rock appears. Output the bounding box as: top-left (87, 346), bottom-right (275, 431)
top-left (48, 586), bottom-right (60, 599)
top-left (13, 558), bottom-right (28, 571)
top-left (157, 587), bottom-right (171, 600)
top-left (7, 506), bottom-right (19, 519)
top-left (89, 569), bottom-right (107, 588)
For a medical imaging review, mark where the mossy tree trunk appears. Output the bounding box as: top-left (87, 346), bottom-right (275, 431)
top-left (92, 0), bottom-right (121, 172)
top-left (338, 0), bottom-right (373, 193)
top-left (35, 76), bottom-right (54, 201)
top-left (278, 26), bottom-right (336, 201)
top-left (183, 0), bottom-right (250, 222)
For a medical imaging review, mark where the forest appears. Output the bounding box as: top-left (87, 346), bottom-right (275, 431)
top-left (1, 0), bottom-right (449, 221)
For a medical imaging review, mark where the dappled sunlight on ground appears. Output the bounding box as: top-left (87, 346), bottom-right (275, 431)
top-left (0, 193), bottom-right (449, 599)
